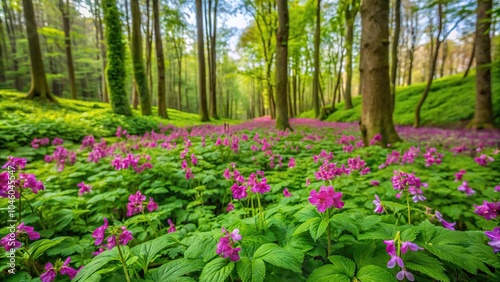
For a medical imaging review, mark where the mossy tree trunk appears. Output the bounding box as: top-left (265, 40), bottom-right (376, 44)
top-left (22, 0), bottom-right (56, 102)
top-left (359, 0), bottom-right (401, 147)
top-left (312, 0), bottom-right (321, 118)
top-left (131, 0), bottom-right (152, 115)
top-left (59, 0), bottom-right (77, 100)
top-left (103, 0), bottom-right (132, 116)
top-left (472, 0), bottom-right (494, 128)
top-left (153, 0), bottom-right (167, 118)
top-left (276, 0), bottom-right (292, 131)
top-left (390, 0), bottom-right (401, 113)
top-left (196, 0), bottom-right (210, 122)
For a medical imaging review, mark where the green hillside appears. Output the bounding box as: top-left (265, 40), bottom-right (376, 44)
top-left (299, 71), bottom-right (500, 127)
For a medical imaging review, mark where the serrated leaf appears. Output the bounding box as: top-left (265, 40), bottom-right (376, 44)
top-left (253, 243), bottom-right (302, 273)
top-left (236, 257), bottom-right (266, 282)
top-left (327, 255), bottom-right (355, 278)
top-left (28, 237), bottom-right (68, 260)
top-left (353, 241), bottom-right (377, 268)
top-left (199, 258), bottom-right (235, 282)
top-left (404, 252), bottom-right (449, 282)
top-left (73, 248), bottom-right (121, 282)
top-left (306, 265), bottom-right (350, 282)
top-left (356, 265), bottom-right (397, 282)
top-left (360, 215), bottom-right (381, 231)
top-left (293, 217), bottom-right (320, 236)
top-left (132, 234), bottom-right (177, 271)
top-left (184, 235), bottom-right (217, 262)
top-left (148, 258), bottom-right (204, 281)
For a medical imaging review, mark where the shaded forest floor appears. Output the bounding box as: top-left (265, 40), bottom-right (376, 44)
top-left (300, 71), bottom-right (500, 127)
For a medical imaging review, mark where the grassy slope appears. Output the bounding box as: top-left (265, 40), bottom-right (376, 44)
top-left (299, 71), bottom-right (500, 126)
top-left (0, 90), bottom-right (236, 151)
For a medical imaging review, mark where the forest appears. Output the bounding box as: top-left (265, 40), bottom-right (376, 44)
top-left (0, 0), bottom-right (500, 281)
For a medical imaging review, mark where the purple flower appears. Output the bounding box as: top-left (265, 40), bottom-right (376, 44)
top-left (216, 228), bottom-right (242, 261)
top-left (474, 201), bottom-right (500, 220)
top-left (231, 183), bottom-right (247, 199)
top-left (495, 185), bottom-right (500, 192)
top-left (77, 182), bottom-right (92, 196)
top-left (92, 218), bottom-right (108, 245)
top-left (226, 202), bottom-right (235, 212)
top-left (167, 219), bottom-right (176, 233)
top-left (230, 229), bottom-right (242, 241)
top-left (2, 156), bottom-right (27, 170)
top-left (485, 227), bottom-right (500, 253)
top-left (387, 255), bottom-right (405, 268)
top-left (401, 241), bottom-right (423, 254)
top-left (127, 191), bottom-right (146, 217)
top-left (457, 181), bottom-right (475, 196)
top-left (59, 257), bottom-right (78, 279)
top-left (40, 262), bottom-right (56, 282)
top-left (288, 158), bottom-right (296, 168)
top-left (119, 226), bottom-right (134, 246)
top-left (107, 235), bottom-right (116, 249)
top-left (0, 233), bottom-right (21, 252)
top-left (373, 195), bottom-right (384, 213)
top-left (396, 268), bottom-right (415, 281)
top-left (223, 169), bottom-right (231, 180)
top-left (147, 197), bottom-right (158, 212)
top-left (92, 247), bottom-right (104, 256)
top-left (384, 240), bottom-right (396, 256)
top-left (185, 168), bottom-right (194, 179)
top-left (454, 169), bottom-right (466, 182)
top-left (251, 178), bottom-right (271, 194)
top-left (17, 222), bottom-right (40, 240)
top-left (434, 211), bottom-right (456, 230)
top-left (52, 137), bottom-right (64, 146)
top-left (308, 186), bottom-right (344, 213)
top-left (474, 154), bottom-right (494, 166)
top-left (191, 154), bottom-right (198, 165)
top-left (283, 188), bottom-right (292, 197)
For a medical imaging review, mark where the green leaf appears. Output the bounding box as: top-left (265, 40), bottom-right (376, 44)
top-left (28, 237), bottom-right (68, 260)
top-left (73, 248), bottom-right (121, 282)
top-left (184, 234), bottom-right (217, 262)
top-left (132, 234), bottom-right (177, 271)
top-left (327, 255), bottom-right (355, 278)
top-left (236, 257), bottom-right (266, 282)
top-left (356, 265), bottom-right (397, 282)
top-left (360, 215), bottom-right (381, 231)
top-left (253, 243), bottom-right (302, 273)
top-left (329, 213), bottom-right (360, 236)
top-left (306, 265), bottom-right (350, 282)
top-left (404, 252), bottom-right (449, 282)
top-left (353, 241), bottom-right (376, 268)
top-left (148, 258), bottom-right (204, 281)
top-left (199, 258), bottom-right (235, 282)
top-left (312, 217), bottom-right (329, 240)
top-left (293, 217), bottom-right (320, 236)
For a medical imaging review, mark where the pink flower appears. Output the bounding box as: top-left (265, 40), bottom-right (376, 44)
top-left (454, 169), bottom-right (466, 182)
top-left (308, 186), bottom-right (344, 213)
top-left (77, 182), bottom-right (92, 196)
top-left (147, 197), bottom-right (158, 212)
top-left (59, 257), bottom-right (78, 279)
top-left (216, 228), bottom-right (242, 261)
top-left (191, 154), bottom-right (198, 165)
top-left (17, 222), bottom-right (40, 240)
top-left (485, 227), bottom-right (500, 253)
top-left (40, 262), bottom-right (56, 282)
top-left (226, 202), bottom-right (235, 212)
top-left (373, 195), bottom-right (384, 213)
top-left (92, 218), bottom-right (108, 245)
top-left (495, 185), bottom-right (500, 192)
top-left (457, 181), bottom-right (475, 196)
top-left (283, 188), bottom-right (292, 197)
top-left (251, 178), bottom-right (271, 194)
top-left (474, 154), bottom-right (494, 166)
top-left (52, 137), bottom-right (64, 146)
top-left (2, 156), bottom-right (27, 170)
top-left (127, 191), bottom-right (146, 216)
top-left (231, 183), bottom-right (247, 199)
top-left (288, 157), bottom-right (296, 168)
top-left (223, 168), bottom-right (231, 180)
top-left (401, 242), bottom-right (423, 254)
top-left (119, 226), bottom-right (134, 246)
top-left (370, 180), bottom-right (380, 186)
top-left (305, 178), bottom-right (310, 186)
top-left (167, 219), bottom-right (176, 233)
top-left (185, 168), bottom-right (194, 179)
top-left (396, 269), bottom-right (414, 281)
top-left (107, 235), bottom-right (116, 249)
top-left (474, 201), bottom-right (500, 220)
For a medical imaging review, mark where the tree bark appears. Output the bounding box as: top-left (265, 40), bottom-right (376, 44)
top-left (414, 3), bottom-right (443, 128)
top-left (439, 40), bottom-right (448, 78)
top-left (344, 0), bottom-right (358, 110)
top-left (463, 33), bottom-right (476, 78)
top-left (2, 0), bottom-right (22, 90)
top-left (23, 0), bottom-right (56, 102)
top-left (0, 17), bottom-right (5, 83)
top-left (312, 0), bottom-right (321, 118)
top-left (359, 0), bottom-right (400, 146)
top-left (275, 0), bottom-right (291, 131)
top-left (472, 0), bottom-right (493, 128)
top-left (131, 0), bottom-right (152, 115)
top-left (153, 0), bottom-right (167, 118)
top-left (59, 0), bottom-right (77, 99)
top-left (206, 0), bottom-right (219, 119)
top-left (196, 0), bottom-right (210, 122)
top-left (390, 0), bottom-right (401, 113)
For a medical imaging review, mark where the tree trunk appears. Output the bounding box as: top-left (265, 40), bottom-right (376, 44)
top-left (2, 0), bottom-right (22, 90)
top-left (196, 0), bottom-right (210, 122)
top-left (472, 0), bottom-right (493, 128)
top-left (359, 0), bottom-right (400, 146)
top-left (153, 0), bottom-right (167, 118)
top-left (414, 3), bottom-right (443, 128)
top-left (390, 0), bottom-right (401, 113)
top-left (59, 0), bottom-right (77, 99)
top-left (23, 0), bottom-right (55, 102)
top-left (207, 0), bottom-right (219, 119)
top-left (131, 0), bottom-right (152, 115)
top-left (344, 1), bottom-right (358, 110)
top-left (0, 17), bottom-right (5, 83)
top-left (463, 34), bottom-right (476, 78)
top-left (145, 0), bottom-right (153, 103)
top-left (440, 40), bottom-right (447, 78)
top-left (275, 0), bottom-right (291, 130)
top-left (312, 0), bottom-right (321, 118)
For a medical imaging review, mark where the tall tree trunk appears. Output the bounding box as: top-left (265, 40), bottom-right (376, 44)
top-left (276, 0), bottom-right (291, 130)
top-left (103, 0), bottom-right (132, 115)
top-left (312, 0), bottom-right (321, 118)
top-left (414, 3), bottom-right (443, 128)
top-left (2, 0), bottom-right (21, 90)
top-left (472, 0), bottom-right (493, 128)
top-left (23, 0), bottom-right (55, 102)
top-left (359, 0), bottom-right (400, 146)
top-left (131, 0), bottom-right (152, 115)
top-left (98, 0), bottom-right (108, 102)
top-left (463, 34), bottom-right (476, 78)
top-left (0, 17), bottom-right (5, 83)
top-left (391, 0), bottom-right (401, 113)
top-left (207, 0), bottom-right (219, 119)
top-left (145, 0), bottom-right (153, 103)
top-left (59, 0), bottom-right (77, 99)
top-left (440, 40), bottom-right (448, 78)
top-left (153, 0), bottom-right (167, 118)
top-left (196, 0), bottom-right (210, 121)
top-left (344, 1), bottom-right (358, 110)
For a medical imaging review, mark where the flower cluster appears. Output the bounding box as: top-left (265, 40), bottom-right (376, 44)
top-left (180, 150), bottom-right (197, 180)
top-left (0, 223), bottom-right (40, 251)
top-left (474, 201), bottom-right (500, 220)
top-left (474, 154), bottom-right (494, 166)
top-left (45, 146), bottom-right (77, 171)
top-left (288, 157), bottom-right (296, 168)
top-left (379, 150), bottom-right (401, 169)
top-left (384, 236), bottom-right (422, 281)
top-left (308, 185), bottom-right (344, 213)
top-left (485, 227), bottom-right (500, 253)
top-left (313, 150), bottom-right (334, 163)
top-left (80, 135), bottom-right (96, 150)
top-left (31, 137), bottom-right (50, 149)
top-left (454, 169), bottom-right (466, 182)
top-left (115, 126), bottom-right (128, 138)
top-left (347, 156), bottom-right (370, 175)
top-left (315, 160), bottom-right (349, 181)
top-left (0, 170), bottom-right (45, 199)
top-left (40, 257), bottom-right (81, 282)
top-left (369, 133), bottom-right (382, 145)
top-left (423, 147), bottom-right (443, 166)
top-left (112, 153), bottom-right (152, 173)
top-left (126, 191), bottom-right (158, 217)
top-left (457, 181), bottom-right (475, 196)
top-left (77, 182), bottom-right (92, 196)
top-left (283, 188), bottom-right (292, 197)
top-left (2, 156), bottom-right (27, 171)
top-left (167, 219), bottom-right (176, 233)
top-left (216, 228), bottom-right (242, 261)
top-left (391, 171), bottom-right (427, 202)
top-left (91, 218), bottom-right (133, 255)
top-left (401, 147), bottom-right (420, 165)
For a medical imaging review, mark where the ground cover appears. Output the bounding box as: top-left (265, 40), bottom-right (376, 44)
top-left (1, 117), bottom-right (500, 282)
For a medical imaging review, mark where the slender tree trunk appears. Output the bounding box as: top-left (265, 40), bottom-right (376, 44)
top-left (59, 0), bottom-right (77, 99)
top-left (0, 17), bottom-right (5, 83)
top-left (344, 1), bottom-right (358, 110)
top-left (312, 0), bottom-right (321, 118)
top-left (472, 0), bottom-right (493, 128)
top-left (276, 0), bottom-right (291, 130)
top-left (463, 34), bottom-right (476, 78)
top-left (2, 0), bottom-right (22, 90)
top-left (359, 0), bottom-right (400, 146)
top-left (153, 0), bottom-right (167, 118)
top-left (196, 0), bottom-right (210, 121)
top-left (391, 0), bottom-right (401, 113)
top-left (414, 3), bottom-right (443, 128)
top-left (440, 40), bottom-right (448, 78)
top-left (131, 0), bottom-right (152, 115)
top-left (145, 0), bottom-right (153, 102)
top-left (23, 0), bottom-right (55, 102)
top-left (207, 0), bottom-right (219, 119)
